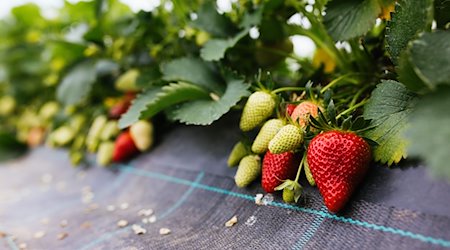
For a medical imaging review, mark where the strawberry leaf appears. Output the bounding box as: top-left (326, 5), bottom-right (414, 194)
top-left (406, 87), bottom-right (450, 179)
top-left (200, 29), bottom-right (249, 61)
top-left (386, 0), bottom-right (434, 65)
top-left (140, 82), bottom-right (210, 119)
top-left (118, 87), bottom-right (162, 129)
top-left (166, 74), bottom-right (250, 125)
top-left (161, 57), bottom-right (224, 93)
top-left (56, 60), bottom-right (96, 105)
top-left (324, 0), bottom-right (381, 41)
top-left (363, 80), bottom-right (418, 166)
top-left (191, 1), bottom-right (236, 37)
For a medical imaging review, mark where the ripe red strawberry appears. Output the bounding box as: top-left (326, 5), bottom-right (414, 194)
top-left (291, 101), bottom-right (322, 128)
top-left (307, 130), bottom-right (371, 213)
top-left (109, 93), bottom-right (136, 119)
top-left (262, 151), bottom-right (299, 193)
top-left (113, 130), bottom-right (139, 162)
top-left (285, 104), bottom-right (297, 116)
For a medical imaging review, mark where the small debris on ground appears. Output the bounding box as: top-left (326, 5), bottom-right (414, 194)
top-left (76, 171), bottom-right (86, 180)
top-left (57, 232), bottom-right (68, 240)
top-left (117, 220), bottom-right (128, 228)
top-left (225, 216), bottom-right (238, 227)
top-left (131, 224), bottom-right (146, 235)
top-left (60, 220), bottom-right (68, 227)
top-left (255, 193), bottom-right (264, 205)
top-left (80, 221), bottom-right (91, 229)
top-left (106, 205), bottom-right (116, 212)
top-left (120, 202), bottom-right (129, 210)
top-left (138, 209), bottom-right (153, 217)
top-left (262, 193), bottom-right (274, 205)
top-left (245, 216), bottom-right (257, 226)
top-left (148, 215), bottom-right (157, 223)
top-left (159, 228), bottom-right (171, 235)
top-left (85, 203), bottom-right (99, 213)
top-left (0, 231), bottom-right (6, 238)
top-left (41, 174), bottom-right (53, 184)
top-left (34, 231), bottom-right (46, 239)
top-left (40, 218), bottom-right (49, 225)
top-left (18, 243), bottom-right (27, 249)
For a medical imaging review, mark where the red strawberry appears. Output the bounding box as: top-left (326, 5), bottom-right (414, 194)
top-left (109, 93), bottom-right (136, 119)
top-left (113, 131), bottom-right (139, 162)
top-left (262, 151), bottom-right (300, 193)
top-left (307, 130), bottom-right (371, 213)
top-left (285, 104), bottom-right (297, 116)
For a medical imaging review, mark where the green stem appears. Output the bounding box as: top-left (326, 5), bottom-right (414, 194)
top-left (336, 99), bottom-right (369, 120)
top-left (320, 73), bottom-right (361, 94)
top-left (349, 85), bottom-right (371, 107)
top-left (294, 153), bottom-right (307, 183)
top-left (272, 86), bottom-right (306, 94)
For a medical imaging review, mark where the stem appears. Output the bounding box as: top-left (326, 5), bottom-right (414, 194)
top-left (272, 86), bottom-right (306, 94)
top-left (294, 153), bottom-right (307, 183)
top-left (349, 85), bottom-right (371, 107)
top-left (336, 99), bottom-right (368, 120)
top-left (320, 73), bottom-right (361, 94)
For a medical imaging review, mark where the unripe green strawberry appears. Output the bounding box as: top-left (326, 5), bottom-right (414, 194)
top-left (49, 126), bottom-right (75, 147)
top-left (239, 91), bottom-right (276, 132)
top-left (283, 188), bottom-right (295, 203)
top-left (276, 180), bottom-right (303, 203)
top-left (268, 124), bottom-right (303, 154)
top-left (130, 120), bottom-right (153, 151)
top-left (227, 141), bottom-right (249, 167)
top-left (39, 101), bottom-right (59, 121)
top-left (304, 162), bottom-right (316, 186)
top-left (235, 155), bottom-right (261, 188)
top-left (97, 141), bottom-right (114, 166)
top-left (251, 119), bottom-right (284, 154)
top-left (115, 69), bottom-right (139, 92)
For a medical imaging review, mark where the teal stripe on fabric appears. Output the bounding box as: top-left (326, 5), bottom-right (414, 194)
top-left (6, 236), bottom-right (19, 250)
top-left (121, 165), bottom-right (450, 248)
top-left (292, 207), bottom-right (327, 250)
top-left (158, 172), bottom-right (204, 219)
top-left (78, 227), bottom-right (129, 250)
top-left (78, 171), bottom-right (204, 250)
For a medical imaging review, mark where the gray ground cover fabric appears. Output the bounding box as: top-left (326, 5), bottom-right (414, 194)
top-left (1, 113), bottom-right (450, 249)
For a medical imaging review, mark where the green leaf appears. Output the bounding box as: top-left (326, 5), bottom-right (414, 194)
top-left (118, 87), bottom-right (162, 129)
top-left (406, 87), bottom-right (450, 179)
top-left (136, 67), bottom-right (163, 88)
top-left (191, 1), bottom-right (236, 37)
top-left (140, 82), bottom-right (210, 119)
top-left (161, 57), bottom-right (224, 93)
top-left (397, 51), bottom-right (427, 92)
top-left (57, 60), bottom-right (97, 106)
top-left (324, 0), bottom-right (381, 41)
top-left (239, 5), bottom-right (264, 29)
top-left (363, 80), bottom-right (417, 166)
top-left (167, 74), bottom-right (250, 125)
top-left (200, 29), bottom-right (248, 61)
top-left (386, 0), bottom-right (433, 64)
top-left (0, 132), bottom-right (27, 162)
top-left (408, 31), bottom-right (450, 88)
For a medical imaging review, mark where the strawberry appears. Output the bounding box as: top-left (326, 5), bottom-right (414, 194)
top-left (307, 130), bottom-right (371, 213)
top-left (285, 104), bottom-right (297, 116)
top-left (129, 120), bottom-right (153, 152)
top-left (97, 141), bottom-right (114, 166)
top-left (291, 101), bottom-right (322, 129)
top-left (227, 141), bottom-right (249, 167)
top-left (234, 155), bottom-right (261, 188)
top-left (268, 124), bottom-right (303, 154)
top-left (251, 119), bottom-right (284, 154)
top-left (109, 93), bottom-right (136, 119)
top-left (113, 131), bottom-right (139, 162)
top-left (261, 151), bottom-right (299, 193)
top-left (240, 91), bottom-right (276, 132)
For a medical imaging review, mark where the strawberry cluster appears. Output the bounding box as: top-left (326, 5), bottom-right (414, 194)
top-left (228, 86), bottom-right (373, 213)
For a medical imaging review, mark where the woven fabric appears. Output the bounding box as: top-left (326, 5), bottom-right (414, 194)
top-left (1, 115), bottom-right (450, 250)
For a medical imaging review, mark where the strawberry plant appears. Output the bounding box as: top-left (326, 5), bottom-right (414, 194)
top-left (0, 0), bottom-right (449, 211)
